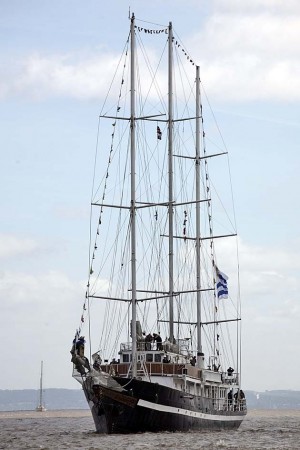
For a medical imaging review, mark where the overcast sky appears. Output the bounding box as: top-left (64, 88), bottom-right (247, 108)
top-left (0, 0), bottom-right (299, 392)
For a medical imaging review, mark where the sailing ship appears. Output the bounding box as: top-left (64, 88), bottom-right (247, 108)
top-left (71, 13), bottom-right (247, 433)
top-left (36, 361), bottom-right (46, 412)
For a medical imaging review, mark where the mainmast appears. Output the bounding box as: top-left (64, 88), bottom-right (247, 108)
top-left (168, 21), bottom-right (174, 343)
top-left (130, 13), bottom-right (137, 377)
top-left (195, 66), bottom-right (204, 365)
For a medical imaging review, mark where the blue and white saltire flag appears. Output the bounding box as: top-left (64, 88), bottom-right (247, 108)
top-left (216, 268), bottom-right (228, 299)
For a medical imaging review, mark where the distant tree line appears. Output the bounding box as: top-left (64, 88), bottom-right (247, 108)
top-left (0, 389), bottom-right (299, 411)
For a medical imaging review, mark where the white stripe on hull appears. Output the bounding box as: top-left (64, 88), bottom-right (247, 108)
top-left (137, 399), bottom-right (244, 422)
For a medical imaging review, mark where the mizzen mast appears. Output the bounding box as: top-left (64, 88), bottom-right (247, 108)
top-left (195, 65), bottom-right (203, 365)
top-left (168, 21), bottom-right (175, 343)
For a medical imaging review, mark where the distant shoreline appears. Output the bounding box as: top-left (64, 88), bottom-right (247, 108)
top-left (1, 389), bottom-right (299, 412)
top-left (0, 409), bottom-right (91, 419)
top-left (0, 409), bottom-right (299, 420)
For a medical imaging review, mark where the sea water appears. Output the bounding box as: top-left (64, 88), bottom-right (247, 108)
top-left (0, 409), bottom-right (299, 449)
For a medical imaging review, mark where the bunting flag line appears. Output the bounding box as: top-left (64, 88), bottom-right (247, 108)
top-left (134, 25), bottom-right (196, 67)
top-left (134, 25), bottom-right (168, 34)
top-left (216, 268), bottom-right (228, 299)
top-left (157, 126), bottom-right (162, 140)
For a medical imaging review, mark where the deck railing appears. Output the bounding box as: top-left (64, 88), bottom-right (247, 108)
top-left (220, 372), bottom-right (239, 385)
top-left (100, 362), bottom-right (191, 377)
top-left (120, 340), bottom-right (188, 353)
top-left (99, 363), bottom-right (240, 385)
top-left (213, 398), bottom-right (247, 412)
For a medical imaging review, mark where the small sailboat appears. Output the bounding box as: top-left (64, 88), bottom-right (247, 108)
top-left (71, 13), bottom-right (247, 433)
top-left (36, 361), bottom-right (46, 412)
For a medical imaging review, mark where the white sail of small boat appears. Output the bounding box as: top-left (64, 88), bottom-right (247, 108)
top-left (36, 360), bottom-right (46, 412)
top-left (71, 13), bottom-right (247, 433)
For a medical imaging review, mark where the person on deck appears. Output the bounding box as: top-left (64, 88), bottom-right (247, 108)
top-left (227, 389), bottom-right (233, 409)
top-left (145, 333), bottom-right (153, 350)
top-left (153, 333), bottom-right (162, 350)
top-left (190, 356), bottom-right (196, 366)
top-left (227, 366), bottom-right (234, 376)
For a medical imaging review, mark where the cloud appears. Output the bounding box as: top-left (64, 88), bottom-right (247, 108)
top-left (13, 52), bottom-right (121, 101)
top-left (0, 270), bottom-right (82, 313)
top-left (1, 269), bottom-right (85, 389)
top-left (0, 234), bottom-right (40, 259)
top-left (214, 0), bottom-right (300, 15)
top-left (0, 49), bottom-right (128, 101)
top-left (0, 48), bottom-right (166, 108)
top-left (213, 237), bottom-right (300, 320)
top-left (239, 241), bottom-right (300, 300)
top-left (1, 3), bottom-right (299, 103)
top-left (228, 234), bottom-right (300, 390)
top-left (187, 6), bottom-right (300, 101)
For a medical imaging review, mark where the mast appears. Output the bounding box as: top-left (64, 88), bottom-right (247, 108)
top-left (37, 360), bottom-right (44, 410)
top-left (130, 13), bottom-right (137, 377)
top-left (39, 361), bottom-right (43, 407)
top-left (168, 21), bottom-right (174, 342)
top-left (195, 66), bottom-right (202, 359)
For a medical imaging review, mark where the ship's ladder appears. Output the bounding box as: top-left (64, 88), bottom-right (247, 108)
top-left (126, 355), bottom-right (151, 381)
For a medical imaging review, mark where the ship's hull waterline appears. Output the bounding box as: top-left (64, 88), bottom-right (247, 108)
top-left (83, 377), bottom-right (246, 434)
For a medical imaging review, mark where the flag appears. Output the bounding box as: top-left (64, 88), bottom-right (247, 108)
top-left (157, 126), bottom-right (162, 140)
top-left (216, 268), bottom-right (228, 299)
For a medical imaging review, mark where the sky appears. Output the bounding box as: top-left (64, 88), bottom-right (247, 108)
top-left (0, 0), bottom-right (299, 393)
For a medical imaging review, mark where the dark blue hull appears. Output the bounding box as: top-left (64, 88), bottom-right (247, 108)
top-left (83, 377), bottom-right (246, 434)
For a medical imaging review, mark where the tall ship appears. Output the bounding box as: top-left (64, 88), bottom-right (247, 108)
top-left (71, 13), bottom-right (247, 433)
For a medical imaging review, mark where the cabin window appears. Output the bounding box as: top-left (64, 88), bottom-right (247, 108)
top-left (154, 354), bottom-right (161, 362)
top-left (123, 354), bottom-right (129, 363)
top-left (146, 353), bottom-right (153, 362)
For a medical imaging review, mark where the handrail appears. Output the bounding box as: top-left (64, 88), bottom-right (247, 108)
top-left (213, 398), bottom-right (247, 412)
top-left (100, 362), bottom-right (187, 377)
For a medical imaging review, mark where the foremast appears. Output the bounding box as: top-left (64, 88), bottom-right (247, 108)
top-left (130, 13), bottom-right (137, 378)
